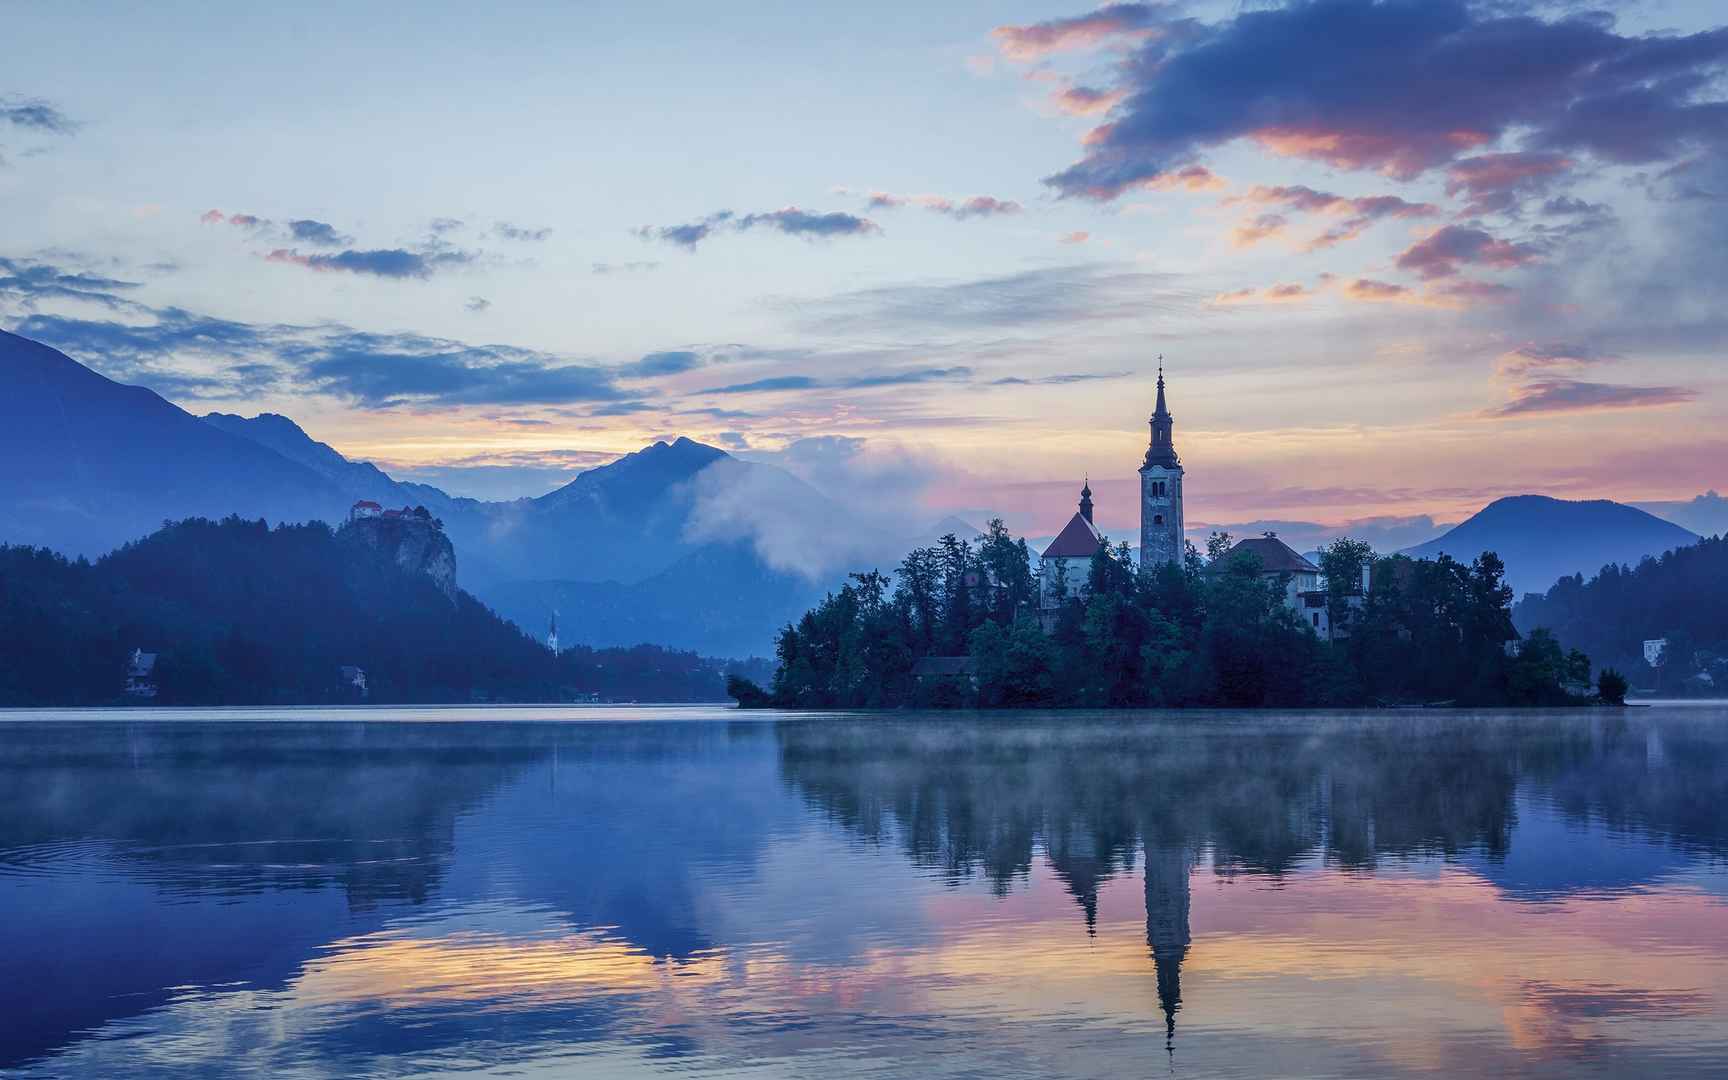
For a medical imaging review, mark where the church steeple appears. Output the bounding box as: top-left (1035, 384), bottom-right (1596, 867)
top-left (1145, 359), bottom-right (1179, 469)
top-left (1139, 357), bottom-right (1185, 570)
top-left (1079, 478), bottom-right (1094, 524)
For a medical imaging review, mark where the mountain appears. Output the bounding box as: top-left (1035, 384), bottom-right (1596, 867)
top-left (484, 541), bottom-right (826, 658)
top-left (1402, 495), bottom-right (1701, 597)
top-left (0, 329), bottom-right (348, 555)
top-left (201, 411), bottom-right (463, 513)
top-left (1634, 491), bottom-right (1728, 539)
top-left (0, 331), bottom-right (848, 654)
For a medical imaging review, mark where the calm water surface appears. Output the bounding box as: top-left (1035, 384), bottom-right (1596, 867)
top-left (2, 705), bottom-right (1726, 1078)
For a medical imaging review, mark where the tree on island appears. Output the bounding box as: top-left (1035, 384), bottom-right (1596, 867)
top-left (732, 519), bottom-right (1594, 710)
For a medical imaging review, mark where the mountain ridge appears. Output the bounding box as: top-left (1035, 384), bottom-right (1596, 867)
top-left (1401, 495), bottom-right (1700, 597)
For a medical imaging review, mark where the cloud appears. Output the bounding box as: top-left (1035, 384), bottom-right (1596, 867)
top-left (704, 375), bottom-right (820, 395)
top-left (1051, 85), bottom-right (1127, 117)
top-left (699, 366), bottom-right (973, 396)
top-left (292, 338), bottom-right (624, 407)
top-left (1395, 225), bottom-right (1542, 279)
top-left (265, 246), bottom-right (477, 279)
top-left (0, 96), bottom-right (75, 133)
top-left (636, 207), bottom-right (879, 250)
top-left (990, 371), bottom-right (1130, 386)
top-left (287, 219), bottom-right (352, 247)
top-left (738, 207), bottom-right (881, 238)
top-left (787, 263), bottom-right (1194, 334)
top-left (1229, 184), bottom-right (1439, 249)
top-left (843, 366), bottom-right (971, 388)
top-left (1212, 283), bottom-right (1311, 305)
top-left (1040, 0), bottom-right (1728, 200)
top-left (621, 350), bottom-right (703, 377)
top-left (1445, 152), bottom-right (1574, 215)
top-left (200, 209), bottom-right (269, 229)
top-left (992, 3), bottom-right (1173, 61)
top-left (1491, 378), bottom-right (1699, 416)
top-left (1495, 341), bottom-right (1616, 376)
top-left (689, 436), bottom-right (950, 578)
top-left (1060, 230), bottom-right (1091, 244)
top-left (1230, 212), bottom-right (1287, 248)
top-left (592, 260), bottom-right (659, 274)
top-left (857, 191), bottom-right (1023, 220)
top-left (5, 255), bottom-right (636, 408)
top-left (494, 222), bottom-right (553, 242)
top-left (465, 296), bottom-right (491, 313)
top-left (1341, 278), bottom-right (1413, 303)
top-left (0, 255), bottom-right (141, 310)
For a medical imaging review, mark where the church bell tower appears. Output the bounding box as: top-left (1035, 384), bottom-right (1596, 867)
top-left (1140, 361), bottom-right (1184, 569)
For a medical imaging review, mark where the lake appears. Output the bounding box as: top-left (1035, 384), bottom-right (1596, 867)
top-left (2, 706), bottom-right (1726, 1078)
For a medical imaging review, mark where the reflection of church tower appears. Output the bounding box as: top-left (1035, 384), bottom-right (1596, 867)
top-left (1139, 362), bottom-right (1185, 569)
top-left (1144, 841), bottom-right (1193, 1046)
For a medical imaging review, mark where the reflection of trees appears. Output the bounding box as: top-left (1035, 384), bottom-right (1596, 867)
top-left (0, 721), bottom-right (549, 906)
top-left (776, 711), bottom-right (1728, 1041)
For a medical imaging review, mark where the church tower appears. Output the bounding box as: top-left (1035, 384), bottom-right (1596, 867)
top-left (1140, 362), bottom-right (1184, 569)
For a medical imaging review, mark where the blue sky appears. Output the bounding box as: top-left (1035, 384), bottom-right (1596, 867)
top-left (3, 0), bottom-right (1724, 537)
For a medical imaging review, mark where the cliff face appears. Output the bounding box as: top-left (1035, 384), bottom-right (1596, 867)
top-left (341, 515), bottom-right (457, 600)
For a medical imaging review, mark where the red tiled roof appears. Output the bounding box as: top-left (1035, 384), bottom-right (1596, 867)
top-left (1042, 512), bottom-right (1104, 559)
top-left (352, 500), bottom-right (382, 510)
top-left (1222, 536), bottom-right (1319, 574)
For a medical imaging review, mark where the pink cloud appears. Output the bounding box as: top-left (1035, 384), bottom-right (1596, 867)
top-left (1051, 85), bottom-right (1127, 117)
top-left (1213, 283), bottom-right (1311, 305)
top-left (1230, 184), bottom-right (1439, 250)
top-left (1491, 379), bottom-right (1698, 417)
top-left (1061, 231), bottom-right (1091, 245)
top-left (1342, 278), bottom-right (1413, 303)
top-left (1230, 213), bottom-right (1288, 248)
top-left (1395, 225), bottom-right (1542, 279)
top-left (992, 3), bottom-right (1169, 61)
top-left (199, 209), bottom-right (225, 224)
top-left (1445, 152), bottom-right (1574, 215)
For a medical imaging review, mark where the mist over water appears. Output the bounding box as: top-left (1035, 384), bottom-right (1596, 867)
top-left (2, 707), bottom-right (1726, 1078)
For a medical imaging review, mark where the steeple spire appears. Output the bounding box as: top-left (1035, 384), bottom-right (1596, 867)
top-left (1145, 356), bottom-right (1179, 468)
top-left (1079, 477), bottom-right (1094, 524)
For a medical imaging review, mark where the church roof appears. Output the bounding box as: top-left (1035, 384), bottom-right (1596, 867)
top-left (1220, 535), bottom-right (1319, 574)
top-left (1042, 512), bottom-right (1104, 559)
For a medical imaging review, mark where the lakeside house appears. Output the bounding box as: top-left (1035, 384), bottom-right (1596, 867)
top-left (124, 648), bottom-right (158, 699)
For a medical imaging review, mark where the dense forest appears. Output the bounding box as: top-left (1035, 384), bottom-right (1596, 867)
top-left (0, 516), bottom-right (768, 706)
top-left (734, 522), bottom-right (1601, 709)
top-left (1514, 534), bottom-right (1728, 694)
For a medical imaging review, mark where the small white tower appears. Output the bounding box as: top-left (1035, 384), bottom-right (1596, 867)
top-left (1140, 360), bottom-right (1185, 569)
top-left (547, 610), bottom-right (561, 656)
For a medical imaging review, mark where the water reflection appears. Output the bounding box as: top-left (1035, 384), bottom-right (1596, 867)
top-left (1, 708), bottom-right (1725, 1077)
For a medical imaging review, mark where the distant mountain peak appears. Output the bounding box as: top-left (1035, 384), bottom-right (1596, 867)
top-left (1403, 493), bottom-right (1700, 597)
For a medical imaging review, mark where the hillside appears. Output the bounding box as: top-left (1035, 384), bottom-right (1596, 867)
top-left (1514, 534), bottom-right (1728, 688)
top-left (0, 329), bottom-right (347, 554)
top-left (1403, 495), bottom-right (1699, 598)
top-left (0, 516), bottom-right (762, 705)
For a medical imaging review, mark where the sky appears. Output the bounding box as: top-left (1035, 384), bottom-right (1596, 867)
top-left (3, 0), bottom-right (1725, 541)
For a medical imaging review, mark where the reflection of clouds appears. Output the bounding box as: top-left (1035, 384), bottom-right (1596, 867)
top-left (16, 850), bottom-right (1728, 1079)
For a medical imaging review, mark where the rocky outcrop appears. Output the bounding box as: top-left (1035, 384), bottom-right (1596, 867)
top-left (340, 512), bottom-right (457, 600)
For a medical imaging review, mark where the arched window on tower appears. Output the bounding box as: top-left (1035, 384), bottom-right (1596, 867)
top-left (1154, 514), bottom-right (1164, 525)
